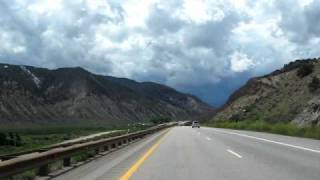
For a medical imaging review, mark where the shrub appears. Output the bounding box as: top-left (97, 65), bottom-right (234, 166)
top-left (308, 76), bottom-right (320, 92)
top-left (15, 133), bottom-right (23, 146)
top-left (0, 133), bottom-right (7, 145)
top-left (0, 132), bottom-right (23, 146)
top-left (230, 114), bottom-right (241, 121)
top-left (149, 116), bottom-right (172, 124)
top-left (271, 123), bottom-right (301, 136)
top-left (247, 120), bottom-right (272, 131)
top-left (296, 63), bottom-right (314, 78)
top-left (304, 127), bottom-right (320, 139)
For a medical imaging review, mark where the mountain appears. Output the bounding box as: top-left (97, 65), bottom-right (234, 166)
top-left (212, 58), bottom-right (320, 127)
top-left (0, 63), bottom-right (214, 127)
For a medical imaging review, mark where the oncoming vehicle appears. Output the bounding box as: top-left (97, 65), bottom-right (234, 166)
top-left (191, 121), bottom-right (200, 128)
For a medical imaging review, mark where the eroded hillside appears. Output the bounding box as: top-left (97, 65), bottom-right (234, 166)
top-left (212, 58), bottom-right (320, 126)
top-left (0, 64), bottom-right (214, 126)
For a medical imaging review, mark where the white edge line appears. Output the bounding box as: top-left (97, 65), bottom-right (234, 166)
top-left (227, 149), bottom-right (242, 158)
top-left (213, 128), bottom-right (320, 154)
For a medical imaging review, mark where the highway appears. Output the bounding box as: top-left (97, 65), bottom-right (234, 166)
top-left (51, 126), bottom-right (320, 180)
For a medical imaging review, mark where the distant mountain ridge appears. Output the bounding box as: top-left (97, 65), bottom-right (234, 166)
top-left (0, 63), bottom-right (214, 126)
top-left (212, 58), bottom-right (320, 127)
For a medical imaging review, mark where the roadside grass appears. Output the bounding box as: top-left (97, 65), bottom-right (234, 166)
top-left (4, 151), bottom-right (94, 180)
top-left (0, 123), bottom-right (150, 156)
top-left (0, 127), bottom-right (104, 156)
top-left (5, 170), bottom-right (37, 180)
top-left (207, 120), bottom-right (320, 140)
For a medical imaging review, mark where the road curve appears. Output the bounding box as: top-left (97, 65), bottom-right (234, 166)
top-left (51, 127), bottom-right (320, 180)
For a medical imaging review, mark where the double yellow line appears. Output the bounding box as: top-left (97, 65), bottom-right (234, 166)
top-left (120, 129), bottom-right (171, 180)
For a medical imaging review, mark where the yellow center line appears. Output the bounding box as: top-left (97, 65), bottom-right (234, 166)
top-left (119, 128), bottom-right (171, 180)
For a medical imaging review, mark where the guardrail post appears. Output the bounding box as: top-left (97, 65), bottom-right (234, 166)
top-left (63, 157), bottom-right (71, 167)
top-left (95, 148), bottom-right (100, 154)
top-left (104, 145), bottom-right (109, 151)
top-left (111, 143), bottom-right (116, 149)
top-left (38, 164), bottom-right (49, 176)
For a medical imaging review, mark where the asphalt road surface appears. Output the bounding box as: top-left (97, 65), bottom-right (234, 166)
top-left (51, 126), bottom-right (320, 180)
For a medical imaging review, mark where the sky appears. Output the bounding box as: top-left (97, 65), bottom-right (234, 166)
top-left (0, 0), bottom-right (320, 106)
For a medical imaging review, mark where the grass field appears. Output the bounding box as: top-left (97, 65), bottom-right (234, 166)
top-left (207, 120), bottom-right (320, 140)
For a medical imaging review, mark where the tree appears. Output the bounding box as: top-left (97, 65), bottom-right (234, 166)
top-left (0, 133), bottom-right (7, 145)
top-left (8, 132), bottom-right (15, 146)
top-left (308, 76), bottom-right (320, 92)
top-left (149, 116), bottom-right (172, 124)
top-left (15, 133), bottom-right (22, 146)
top-left (297, 63), bottom-right (314, 78)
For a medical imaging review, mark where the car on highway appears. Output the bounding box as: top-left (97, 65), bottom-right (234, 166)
top-left (191, 121), bottom-right (200, 128)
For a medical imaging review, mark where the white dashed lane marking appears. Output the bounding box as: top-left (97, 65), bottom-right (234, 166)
top-left (227, 149), bottom-right (242, 158)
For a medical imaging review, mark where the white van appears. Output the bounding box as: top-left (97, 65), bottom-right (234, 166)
top-left (192, 121), bottom-right (200, 128)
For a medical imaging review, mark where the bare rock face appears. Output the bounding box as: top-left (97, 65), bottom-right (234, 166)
top-left (0, 64), bottom-right (215, 126)
top-left (212, 58), bottom-right (320, 127)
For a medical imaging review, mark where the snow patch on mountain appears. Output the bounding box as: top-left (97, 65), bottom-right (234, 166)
top-left (20, 66), bottom-right (41, 88)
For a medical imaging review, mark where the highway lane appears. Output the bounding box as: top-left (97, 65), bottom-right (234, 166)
top-left (51, 126), bottom-right (320, 180)
top-left (51, 129), bottom-right (169, 180)
top-left (131, 127), bottom-right (320, 180)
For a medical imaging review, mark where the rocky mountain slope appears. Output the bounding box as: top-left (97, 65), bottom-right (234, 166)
top-left (212, 58), bottom-right (320, 126)
top-left (0, 63), bottom-right (214, 126)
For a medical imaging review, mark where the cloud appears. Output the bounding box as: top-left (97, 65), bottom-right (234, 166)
top-left (276, 0), bottom-right (320, 43)
top-left (0, 0), bottom-right (320, 106)
top-left (183, 12), bottom-right (243, 54)
top-left (230, 51), bottom-right (255, 72)
top-left (146, 5), bottom-right (185, 35)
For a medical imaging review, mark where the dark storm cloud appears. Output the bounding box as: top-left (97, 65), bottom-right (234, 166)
top-left (304, 1), bottom-right (320, 37)
top-left (277, 0), bottom-right (320, 43)
top-left (183, 13), bottom-right (243, 54)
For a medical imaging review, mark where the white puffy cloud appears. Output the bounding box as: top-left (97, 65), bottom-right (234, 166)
top-left (230, 51), bottom-right (254, 72)
top-left (0, 0), bottom-right (320, 106)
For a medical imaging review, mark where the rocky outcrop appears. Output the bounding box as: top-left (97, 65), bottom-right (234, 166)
top-left (293, 96), bottom-right (320, 126)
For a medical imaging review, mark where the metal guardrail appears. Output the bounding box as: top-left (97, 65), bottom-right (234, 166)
top-left (0, 130), bottom-right (124, 161)
top-left (0, 123), bottom-right (175, 178)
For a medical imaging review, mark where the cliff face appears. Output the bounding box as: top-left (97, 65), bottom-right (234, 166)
top-left (212, 58), bottom-right (320, 126)
top-left (0, 64), bottom-right (214, 126)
